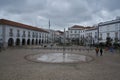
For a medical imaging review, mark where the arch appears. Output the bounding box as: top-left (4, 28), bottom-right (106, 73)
top-left (32, 39), bottom-right (34, 45)
top-left (27, 39), bottom-right (30, 45)
top-left (36, 39), bottom-right (38, 45)
top-left (8, 38), bottom-right (14, 46)
top-left (39, 39), bottom-right (41, 44)
top-left (22, 39), bottom-right (26, 45)
top-left (16, 38), bottom-right (20, 46)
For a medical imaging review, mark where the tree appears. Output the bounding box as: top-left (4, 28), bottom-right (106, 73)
top-left (106, 37), bottom-right (112, 47)
top-left (113, 37), bottom-right (119, 49)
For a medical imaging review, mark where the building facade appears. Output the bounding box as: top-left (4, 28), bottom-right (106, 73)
top-left (0, 19), bottom-right (49, 48)
top-left (67, 25), bottom-right (98, 45)
top-left (67, 25), bottom-right (85, 44)
top-left (85, 27), bottom-right (98, 46)
top-left (68, 25), bottom-right (85, 39)
top-left (98, 17), bottom-right (120, 44)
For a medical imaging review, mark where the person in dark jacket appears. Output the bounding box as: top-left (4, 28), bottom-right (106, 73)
top-left (100, 48), bottom-right (103, 56)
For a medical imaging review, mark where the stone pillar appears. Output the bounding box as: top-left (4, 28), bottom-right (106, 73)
top-left (3, 42), bottom-right (8, 49)
top-left (2, 25), bottom-right (7, 49)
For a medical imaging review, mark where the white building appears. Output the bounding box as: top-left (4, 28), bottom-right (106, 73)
top-left (98, 17), bottom-right (120, 44)
top-left (68, 25), bottom-right (85, 39)
top-left (67, 25), bottom-right (98, 45)
top-left (54, 30), bottom-right (64, 43)
top-left (67, 25), bottom-right (87, 45)
top-left (85, 27), bottom-right (98, 45)
top-left (0, 19), bottom-right (49, 48)
top-left (45, 29), bottom-right (56, 43)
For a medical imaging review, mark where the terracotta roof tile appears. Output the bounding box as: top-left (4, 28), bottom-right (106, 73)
top-left (0, 19), bottom-right (48, 33)
top-left (85, 27), bottom-right (97, 31)
top-left (69, 25), bottom-right (85, 30)
top-left (71, 25), bottom-right (84, 28)
top-left (56, 30), bottom-right (63, 33)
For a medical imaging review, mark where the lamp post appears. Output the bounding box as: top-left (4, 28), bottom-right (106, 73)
top-left (97, 24), bottom-right (99, 46)
top-left (48, 19), bottom-right (52, 46)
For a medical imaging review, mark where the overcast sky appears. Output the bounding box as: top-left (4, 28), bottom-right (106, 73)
top-left (0, 0), bottom-right (120, 31)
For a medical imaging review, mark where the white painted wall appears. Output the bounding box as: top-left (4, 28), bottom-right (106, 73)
top-left (99, 20), bottom-right (120, 43)
top-left (0, 25), bottom-right (3, 43)
top-left (85, 29), bottom-right (97, 45)
top-left (0, 24), bottom-right (48, 47)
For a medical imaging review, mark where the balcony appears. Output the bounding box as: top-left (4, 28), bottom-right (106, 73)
top-left (9, 32), bottom-right (13, 37)
top-left (22, 34), bottom-right (26, 37)
top-left (28, 34), bottom-right (31, 38)
top-left (99, 37), bottom-right (103, 40)
top-left (17, 33), bottom-right (20, 37)
top-left (32, 35), bottom-right (35, 38)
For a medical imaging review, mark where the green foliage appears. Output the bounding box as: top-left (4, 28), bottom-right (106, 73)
top-left (106, 37), bottom-right (112, 47)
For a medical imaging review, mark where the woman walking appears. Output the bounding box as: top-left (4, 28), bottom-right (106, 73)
top-left (95, 47), bottom-right (99, 56)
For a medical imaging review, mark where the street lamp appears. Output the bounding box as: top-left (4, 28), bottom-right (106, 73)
top-left (97, 24), bottom-right (99, 46)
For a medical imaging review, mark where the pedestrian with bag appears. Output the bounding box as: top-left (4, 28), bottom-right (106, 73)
top-left (95, 47), bottom-right (99, 56)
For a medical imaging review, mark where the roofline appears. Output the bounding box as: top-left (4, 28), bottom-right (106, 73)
top-left (85, 28), bottom-right (97, 31)
top-left (0, 19), bottom-right (49, 33)
top-left (98, 19), bottom-right (120, 26)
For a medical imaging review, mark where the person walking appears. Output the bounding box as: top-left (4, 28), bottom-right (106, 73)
top-left (100, 48), bottom-right (103, 56)
top-left (95, 47), bottom-right (99, 56)
top-left (110, 46), bottom-right (114, 53)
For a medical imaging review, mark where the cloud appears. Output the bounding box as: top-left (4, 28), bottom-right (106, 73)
top-left (0, 0), bottom-right (120, 30)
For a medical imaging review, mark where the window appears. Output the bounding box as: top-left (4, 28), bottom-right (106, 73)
top-left (99, 33), bottom-right (102, 40)
top-left (74, 30), bottom-right (76, 33)
top-left (45, 34), bottom-right (47, 38)
top-left (115, 32), bottom-right (118, 41)
top-left (36, 33), bottom-right (38, 38)
top-left (42, 33), bottom-right (44, 38)
top-left (39, 33), bottom-right (41, 38)
top-left (28, 31), bottom-right (30, 37)
top-left (115, 32), bottom-right (118, 38)
top-left (22, 31), bottom-right (26, 37)
top-left (17, 30), bottom-right (20, 37)
top-left (9, 28), bottom-right (13, 37)
top-left (107, 33), bottom-right (110, 37)
top-left (83, 35), bottom-right (84, 38)
top-left (32, 32), bottom-right (35, 38)
top-left (95, 32), bottom-right (97, 38)
top-left (71, 30), bottom-right (72, 33)
top-left (74, 35), bottom-right (76, 38)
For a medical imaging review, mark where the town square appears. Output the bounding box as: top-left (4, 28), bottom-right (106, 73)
top-left (0, 0), bottom-right (120, 80)
top-left (0, 45), bottom-right (120, 80)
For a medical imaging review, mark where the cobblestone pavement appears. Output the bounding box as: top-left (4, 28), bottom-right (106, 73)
top-left (0, 46), bottom-right (120, 80)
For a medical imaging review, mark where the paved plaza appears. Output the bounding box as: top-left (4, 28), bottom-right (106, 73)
top-left (0, 46), bottom-right (120, 80)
